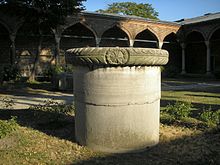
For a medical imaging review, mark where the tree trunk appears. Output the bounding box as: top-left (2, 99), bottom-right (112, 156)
top-left (29, 34), bottom-right (42, 82)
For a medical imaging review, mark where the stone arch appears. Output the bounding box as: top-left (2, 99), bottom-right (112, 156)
top-left (162, 32), bottom-right (181, 75)
top-left (146, 26), bottom-right (160, 42)
top-left (63, 21), bottom-right (98, 39)
top-left (185, 29), bottom-right (206, 41)
top-left (16, 22), bottom-right (40, 54)
top-left (16, 22), bottom-right (55, 77)
top-left (185, 31), bottom-right (206, 74)
top-left (117, 24), bottom-right (132, 41)
top-left (99, 23), bottom-right (132, 40)
top-left (0, 19), bottom-right (11, 34)
top-left (163, 32), bottom-right (177, 42)
top-left (209, 27), bottom-right (220, 75)
top-left (134, 28), bottom-right (159, 48)
top-left (60, 22), bottom-right (96, 50)
top-left (161, 31), bottom-right (178, 42)
top-left (99, 25), bottom-right (130, 47)
top-left (208, 25), bottom-right (220, 41)
top-left (0, 21), bottom-right (10, 64)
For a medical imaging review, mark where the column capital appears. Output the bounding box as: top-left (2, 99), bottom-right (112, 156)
top-left (9, 34), bottom-right (16, 42)
top-left (66, 47), bottom-right (169, 66)
top-left (95, 37), bottom-right (101, 47)
top-left (55, 34), bottom-right (61, 43)
top-left (180, 43), bottom-right (186, 49)
top-left (205, 40), bottom-right (210, 47)
top-left (157, 41), bottom-right (163, 49)
top-left (129, 39), bottom-right (134, 47)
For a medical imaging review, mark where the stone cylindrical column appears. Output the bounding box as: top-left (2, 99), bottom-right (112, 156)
top-left (205, 41), bottom-right (211, 75)
top-left (181, 43), bottom-right (186, 74)
top-left (66, 47), bottom-right (168, 153)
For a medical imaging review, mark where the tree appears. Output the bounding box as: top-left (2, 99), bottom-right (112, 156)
top-left (0, 0), bottom-right (85, 81)
top-left (96, 2), bottom-right (158, 19)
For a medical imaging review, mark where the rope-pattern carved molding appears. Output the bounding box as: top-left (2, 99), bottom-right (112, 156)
top-left (65, 47), bottom-right (168, 66)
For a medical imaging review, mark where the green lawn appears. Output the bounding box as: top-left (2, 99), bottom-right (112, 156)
top-left (162, 90), bottom-right (220, 107)
top-left (0, 80), bottom-right (220, 164)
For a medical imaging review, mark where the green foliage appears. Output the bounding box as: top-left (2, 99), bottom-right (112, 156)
top-left (1, 97), bottom-right (15, 109)
top-left (163, 65), bottom-right (181, 78)
top-left (199, 107), bottom-right (220, 127)
top-left (214, 70), bottom-right (220, 79)
top-left (29, 100), bottom-right (75, 129)
top-left (160, 66), bottom-right (165, 72)
top-left (0, 0), bottom-right (85, 16)
top-left (51, 65), bottom-right (65, 75)
top-left (29, 99), bottom-right (74, 115)
top-left (164, 101), bottom-right (192, 120)
top-left (43, 65), bottom-right (74, 79)
top-left (0, 116), bottom-right (18, 139)
top-left (96, 2), bottom-right (158, 19)
top-left (0, 0), bottom-right (86, 35)
top-left (0, 65), bottom-right (21, 82)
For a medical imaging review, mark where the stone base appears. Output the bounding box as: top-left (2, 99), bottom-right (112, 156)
top-left (73, 66), bottom-right (161, 153)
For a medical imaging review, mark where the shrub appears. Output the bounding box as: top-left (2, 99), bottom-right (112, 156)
top-left (160, 66), bottom-right (165, 72)
top-left (163, 65), bottom-right (181, 78)
top-left (214, 70), bottom-right (220, 79)
top-left (1, 65), bottom-right (21, 82)
top-left (0, 116), bottom-right (18, 139)
top-left (43, 65), bottom-right (74, 80)
top-left (29, 99), bottom-right (74, 115)
top-left (164, 101), bottom-right (192, 120)
top-left (200, 107), bottom-right (220, 127)
top-left (29, 100), bottom-right (75, 129)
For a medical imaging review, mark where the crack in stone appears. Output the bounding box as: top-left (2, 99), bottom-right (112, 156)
top-left (75, 98), bottom-right (160, 107)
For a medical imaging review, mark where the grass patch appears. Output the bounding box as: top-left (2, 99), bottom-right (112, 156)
top-left (199, 107), bottom-right (220, 127)
top-left (0, 126), bottom-right (96, 165)
top-left (0, 116), bottom-right (18, 139)
top-left (161, 88), bottom-right (220, 129)
top-left (162, 90), bottom-right (220, 105)
top-left (1, 123), bottom-right (219, 165)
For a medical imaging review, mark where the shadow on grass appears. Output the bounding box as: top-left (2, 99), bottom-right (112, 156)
top-left (0, 109), bottom-right (76, 142)
top-left (0, 109), bottom-right (219, 164)
top-left (0, 81), bottom-right (52, 91)
top-left (0, 83), bottom-right (73, 105)
top-left (0, 81), bottom-right (72, 95)
top-left (72, 126), bottom-right (220, 165)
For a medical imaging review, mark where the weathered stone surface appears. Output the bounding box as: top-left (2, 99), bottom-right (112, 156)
top-left (74, 66), bottom-right (161, 153)
top-left (66, 47), bottom-right (168, 66)
top-left (66, 47), bottom-right (168, 153)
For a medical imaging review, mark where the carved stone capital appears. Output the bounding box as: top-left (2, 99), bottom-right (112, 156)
top-left (9, 34), bottom-right (16, 42)
top-left (205, 41), bottom-right (210, 47)
top-left (180, 43), bottom-right (186, 49)
top-left (65, 47), bottom-right (169, 66)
